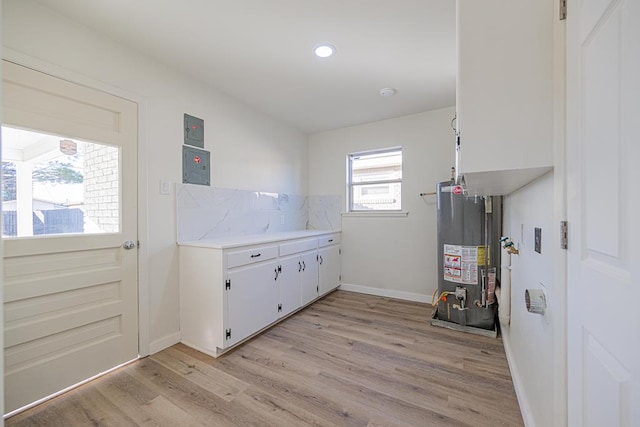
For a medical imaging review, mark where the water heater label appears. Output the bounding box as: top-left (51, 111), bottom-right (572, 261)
top-left (477, 246), bottom-right (491, 265)
top-left (444, 244), bottom-right (478, 285)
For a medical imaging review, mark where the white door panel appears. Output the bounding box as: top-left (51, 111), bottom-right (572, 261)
top-left (2, 60), bottom-right (138, 413)
top-left (279, 254), bottom-right (302, 317)
top-left (226, 261), bottom-right (279, 347)
top-left (567, 0), bottom-right (639, 425)
top-left (318, 245), bottom-right (341, 296)
top-left (301, 250), bottom-right (319, 305)
top-left (3, 62), bottom-right (134, 147)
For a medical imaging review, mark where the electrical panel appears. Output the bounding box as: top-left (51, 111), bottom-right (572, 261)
top-left (183, 145), bottom-right (210, 186)
top-left (184, 114), bottom-right (204, 148)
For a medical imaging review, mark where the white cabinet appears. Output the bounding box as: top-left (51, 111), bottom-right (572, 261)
top-left (278, 254), bottom-right (303, 317)
top-left (300, 250), bottom-right (319, 305)
top-left (179, 231), bottom-right (341, 357)
top-left (279, 237), bottom-right (320, 312)
top-left (226, 259), bottom-right (279, 347)
top-left (456, 0), bottom-right (554, 195)
top-left (318, 233), bottom-right (341, 296)
top-left (279, 248), bottom-right (320, 312)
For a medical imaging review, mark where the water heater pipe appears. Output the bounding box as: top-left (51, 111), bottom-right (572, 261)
top-left (481, 197), bottom-right (491, 307)
top-left (498, 246), bottom-right (512, 325)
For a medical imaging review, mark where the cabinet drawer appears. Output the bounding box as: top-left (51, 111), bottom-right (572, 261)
top-left (279, 238), bottom-right (318, 257)
top-left (318, 233), bottom-right (341, 247)
top-left (227, 245), bottom-right (278, 269)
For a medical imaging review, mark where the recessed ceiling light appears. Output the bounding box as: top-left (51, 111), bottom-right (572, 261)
top-left (314, 44), bottom-right (336, 58)
top-left (379, 88), bottom-right (397, 97)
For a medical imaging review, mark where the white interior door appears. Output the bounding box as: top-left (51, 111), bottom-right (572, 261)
top-left (2, 60), bottom-right (139, 414)
top-left (566, 1), bottom-right (640, 425)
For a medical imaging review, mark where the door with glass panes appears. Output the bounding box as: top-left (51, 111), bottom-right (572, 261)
top-left (2, 60), bottom-right (138, 414)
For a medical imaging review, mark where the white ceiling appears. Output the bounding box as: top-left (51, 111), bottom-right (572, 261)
top-left (35, 0), bottom-right (456, 134)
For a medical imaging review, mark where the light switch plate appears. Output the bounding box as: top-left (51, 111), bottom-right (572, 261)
top-left (159, 180), bottom-right (171, 195)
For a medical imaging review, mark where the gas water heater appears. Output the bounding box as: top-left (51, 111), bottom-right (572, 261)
top-left (432, 180), bottom-right (502, 336)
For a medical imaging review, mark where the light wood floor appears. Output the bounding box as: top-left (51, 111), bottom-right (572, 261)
top-left (7, 290), bottom-right (523, 426)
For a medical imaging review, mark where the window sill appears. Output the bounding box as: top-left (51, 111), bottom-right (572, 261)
top-left (342, 211), bottom-right (409, 218)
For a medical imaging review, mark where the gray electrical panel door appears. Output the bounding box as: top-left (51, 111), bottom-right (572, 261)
top-left (183, 146), bottom-right (210, 186)
top-left (184, 114), bottom-right (204, 148)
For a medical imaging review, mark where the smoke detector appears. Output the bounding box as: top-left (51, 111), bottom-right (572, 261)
top-left (379, 88), bottom-right (397, 97)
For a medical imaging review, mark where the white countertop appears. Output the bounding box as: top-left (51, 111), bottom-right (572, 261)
top-left (178, 230), bottom-right (339, 249)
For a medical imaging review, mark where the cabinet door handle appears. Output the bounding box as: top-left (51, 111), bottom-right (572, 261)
top-left (319, 255), bottom-right (323, 265)
top-left (328, 239), bottom-right (333, 243)
top-left (274, 268), bottom-right (279, 280)
top-left (302, 261), bottom-right (306, 271)
top-left (250, 253), bottom-right (261, 258)
top-left (298, 261), bottom-right (302, 272)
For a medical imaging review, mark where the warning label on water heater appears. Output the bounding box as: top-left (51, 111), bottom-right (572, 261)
top-left (443, 244), bottom-right (478, 285)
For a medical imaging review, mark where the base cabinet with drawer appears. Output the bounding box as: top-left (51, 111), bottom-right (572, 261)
top-left (179, 231), bottom-right (341, 357)
top-left (318, 233), bottom-right (341, 296)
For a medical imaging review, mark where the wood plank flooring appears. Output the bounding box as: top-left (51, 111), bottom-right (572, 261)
top-left (6, 290), bottom-right (523, 426)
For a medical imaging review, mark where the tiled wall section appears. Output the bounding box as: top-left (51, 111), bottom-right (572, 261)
top-left (176, 184), bottom-right (341, 242)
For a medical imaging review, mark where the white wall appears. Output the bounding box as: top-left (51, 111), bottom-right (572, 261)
top-left (309, 107), bottom-right (455, 301)
top-left (2, 0), bottom-right (308, 353)
top-left (0, 0), bottom-right (5, 422)
top-left (502, 171), bottom-right (564, 427)
top-left (499, 4), bottom-right (566, 426)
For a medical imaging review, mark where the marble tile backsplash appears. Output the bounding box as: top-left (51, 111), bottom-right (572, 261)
top-left (176, 184), bottom-right (341, 242)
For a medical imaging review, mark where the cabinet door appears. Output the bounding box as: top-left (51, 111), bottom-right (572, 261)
top-left (301, 250), bottom-right (319, 305)
top-left (456, 0), bottom-right (554, 194)
top-left (278, 254), bottom-right (302, 317)
top-left (318, 245), bottom-right (341, 296)
top-left (226, 260), bottom-right (279, 347)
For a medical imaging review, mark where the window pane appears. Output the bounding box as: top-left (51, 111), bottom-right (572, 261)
top-left (351, 150), bottom-right (402, 184)
top-left (1, 126), bottom-right (120, 238)
top-left (352, 182), bottom-right (401, 211)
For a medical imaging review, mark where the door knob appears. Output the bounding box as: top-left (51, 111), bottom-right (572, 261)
top-left (123, 240), bottom-right (138, 250)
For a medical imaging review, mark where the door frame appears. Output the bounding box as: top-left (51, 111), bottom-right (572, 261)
top-left (552, 2), bottom-right (568, 425)
top-left (2, 48), bottom-right (152, 359)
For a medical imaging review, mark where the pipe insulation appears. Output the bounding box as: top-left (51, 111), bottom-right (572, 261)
top-left (498, 246), bottom-right (511, 325)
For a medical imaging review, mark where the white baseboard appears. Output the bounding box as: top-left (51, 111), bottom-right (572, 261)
top-left (148, 332), bottom-right (181, 355)
top-left (339, 283), bottom-right (431, 303)
top-left (501, 325), bottom-right (535, 427)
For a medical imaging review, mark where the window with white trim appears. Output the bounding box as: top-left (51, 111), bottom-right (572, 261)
top-left (348, 147), bottom-right (402, 212)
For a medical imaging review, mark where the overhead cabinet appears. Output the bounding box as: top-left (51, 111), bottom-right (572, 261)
top-left (456, 0), bottom-right (555, 195)
top-left (179, 231), bottom-right (341, 357)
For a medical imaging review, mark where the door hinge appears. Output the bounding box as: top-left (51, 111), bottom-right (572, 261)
top-left (560, 221), bottom-right (568, 249)
top-left (339, 275), bottom-right (342, 281)
top-left (225, 279), bottom-right (231, 290)
top-left (339, 248), bottom-right (342, 255)
top-left (225, 328), bottom-right (231, 340)
top-left (316, 285), bottom-right (319, 293)
top-left (278, 265), bottom-right (282, 273)
top-left (560, 0), bottom-right (567, 20)
top-left (278, 303), bottom-right (282, 312)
